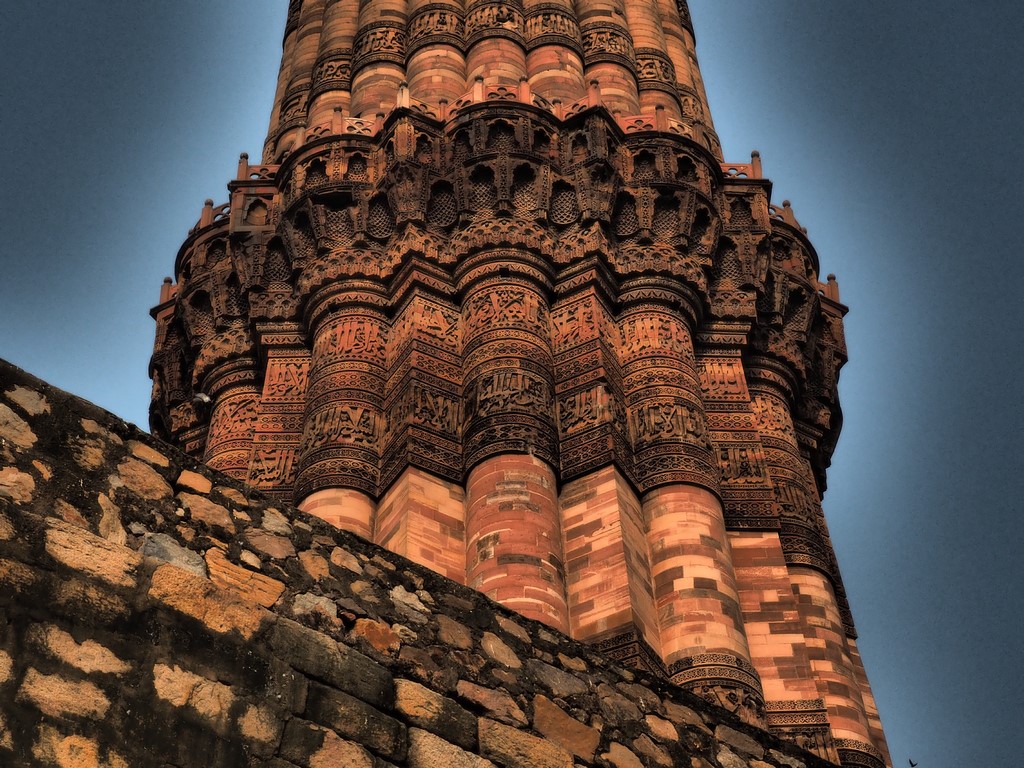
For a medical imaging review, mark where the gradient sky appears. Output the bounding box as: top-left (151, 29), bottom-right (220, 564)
top-left (2, 2), bottom-right (1021, 765)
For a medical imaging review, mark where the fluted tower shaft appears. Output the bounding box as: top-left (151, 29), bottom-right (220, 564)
top-left (149, 3), bottom-right (890, 765)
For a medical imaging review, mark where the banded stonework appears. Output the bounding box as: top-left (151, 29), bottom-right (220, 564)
top-left (147, 3), bottom-right (890, 765)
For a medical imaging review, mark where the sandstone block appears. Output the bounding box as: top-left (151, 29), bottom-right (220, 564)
top-left (148, 562), bottom-right (265, 640)
top-left (128, 440), bottom-right (170, 468)
top-left (0, 557), bottom-right (38, 594)
top-left (96, 493), bottom-right (126, 545)
top-left (715, 724), bottom-right (765, 758)
top-left (481, 632), bottom-right (521, 669)
top-left (0, 467), bottom-right (35, 503)
top-left (280, 719), bottom-right (376, 768)
top-left (0, 650), bottom-right (13, 684)
top-left (525, 658), bottom-right (588, 697)
top-left (717, 747), bottom-right (748, 768)
top-left (261, 507), bottom-right (293, 535)
top-left (153, 663), bottom-right (235, 734)
top-left (45, 519), bottom-right (141, 589)
top-left (456, 680), bottom-right (527, 726)
top-left (17, 668), bottom-right (110, 719)
top-left (176, 469), bottom-right (212, 495)
top-left (114, 457), bottom-right (171, 500)
top-left (178, 492), bottom-right (234, 534)
top-left (351, 618), bottom-right (401, 654)
top-left (28, 623), bottom-right (130, 675)
top-left (245, 529), bottom-right (296, 560)
top-left (33, 725), bottom-right (124, 768)
top-left (478, 718), bottom-right (573, 768)
top-left (496, 615), bottom-right (530, 643)
top-left (602, 742), bottom-right (645, 768)
top-left (267, 618), bottom-right (394, 709)
top-left (408, 728), bottom-right (495, 768)
top-left (645, 714), bottom-right (679, 742)
top-left (437, 614), bottom-right (473, 650)
top-left (54, 499), bottom-right (89, 529)
top-left (330, 546), bottom-right (364, 574)
top-left (664, 700), bottom-right (712, 734)
top-left (0, 403), bottom-right (36, 449)
top-left (205, 547), bottom-right (286, 608)
top-left (306, 682), bottom-right (408, 761)
top-left (4, 385), bottom-right (50, 415)
top-left (55, 577), bottom-right (129, 623)
top-left (598, 683), bottom-right (642, 726)
top-left (239, 703), bottom-right (284, 752)
top-left (633, 734), bottom-right (673, 767)
top-left (299, 550), bottom-right (331, 581)
top-left (532, 694), bottom-right (600, 760)
top-left (396, 679), bottom-right (477, 751)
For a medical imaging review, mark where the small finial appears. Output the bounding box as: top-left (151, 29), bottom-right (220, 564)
top-left (163, 276), bottom-right (172, 284)
top-left (750, 150), bottom-right (762, 178)
top-left (782, 200), bottom-right (791, 208)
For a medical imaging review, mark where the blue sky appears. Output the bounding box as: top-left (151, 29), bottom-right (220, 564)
top-left (2, 2), bottom-right (1022, 765)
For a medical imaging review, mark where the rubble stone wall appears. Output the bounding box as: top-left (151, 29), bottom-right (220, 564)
top-left (0, 358), bottom-right (833, 768)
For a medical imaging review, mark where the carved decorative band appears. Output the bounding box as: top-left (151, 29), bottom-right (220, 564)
top-left (764, 698), bottom-right (829, 727)
top-left (407, 4), bottom-right (465, 55)
top-left (666, 652), bottom-right (762, 692)
top-left (668, 653), bottom-right (765, 726)
top-left (352, 22), bottom-right (407, 73)
top-left (587, 627), bottom-right (666, 678)
top-left (311, 49), bottom-right (352, 97)
top-left (464, 1), bottom-right (526, 47)
top-left (286, 0), bottom-right (302, 34)
top-left (675, 0), bottom-right (694, 35)
top-left (580, 23), bottom-right (635, 69)
top-left (835, 739), bottom-right (885, 768)
top-left (277, 84), bottom-right (311, 132)
top-left (635, 47), bottom-right (676, 84)
top-left (524, 5), bottom-right (583, 54)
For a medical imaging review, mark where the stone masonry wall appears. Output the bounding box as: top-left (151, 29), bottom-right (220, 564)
top-left (0, 358), bottom-right (834, 768)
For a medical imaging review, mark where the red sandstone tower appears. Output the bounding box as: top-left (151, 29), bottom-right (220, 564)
top-left (149, 2), bottom-right (890, 765)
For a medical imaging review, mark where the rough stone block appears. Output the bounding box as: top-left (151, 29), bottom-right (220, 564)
top-left (17, 668), bottom-right (110, 720)
top-left (153, 663), bottom-right (235, 735)
top-left (115, 457), bottom-right (172, 500)
top-left (408, 728), bottom-right (495, 768)
top-left (478, 718), bottom-right (573, 768)
top-left (306, 682), bottom-right (407, 762)
top-left (27, 623), bottom-right (130, 675)
top-left (456, 680), bottom-right (527, 726)
top-left (45, 520), bottom-right (140, 589)
top-left (532, 694), bottom-right (600, 760)
top-left (395, 679), bottom-right (477, 751)
top-left (525, 658), bottom-right (588, 698)
top-left (268, 618), bottom-right (394, 709)
top-left (0, 467), bottom-right (34, 503)
top-left (205, 548), bottom-right (286, 608)
top-left (148, 562), bottom-right (265, 640)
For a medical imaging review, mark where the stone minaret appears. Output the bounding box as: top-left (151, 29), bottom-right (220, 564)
top-left (149, 2), bottom-right (889, 764)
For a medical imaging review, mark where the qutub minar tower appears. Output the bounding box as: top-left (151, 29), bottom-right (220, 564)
top-left (149, 1), bottom-right (890, 765)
